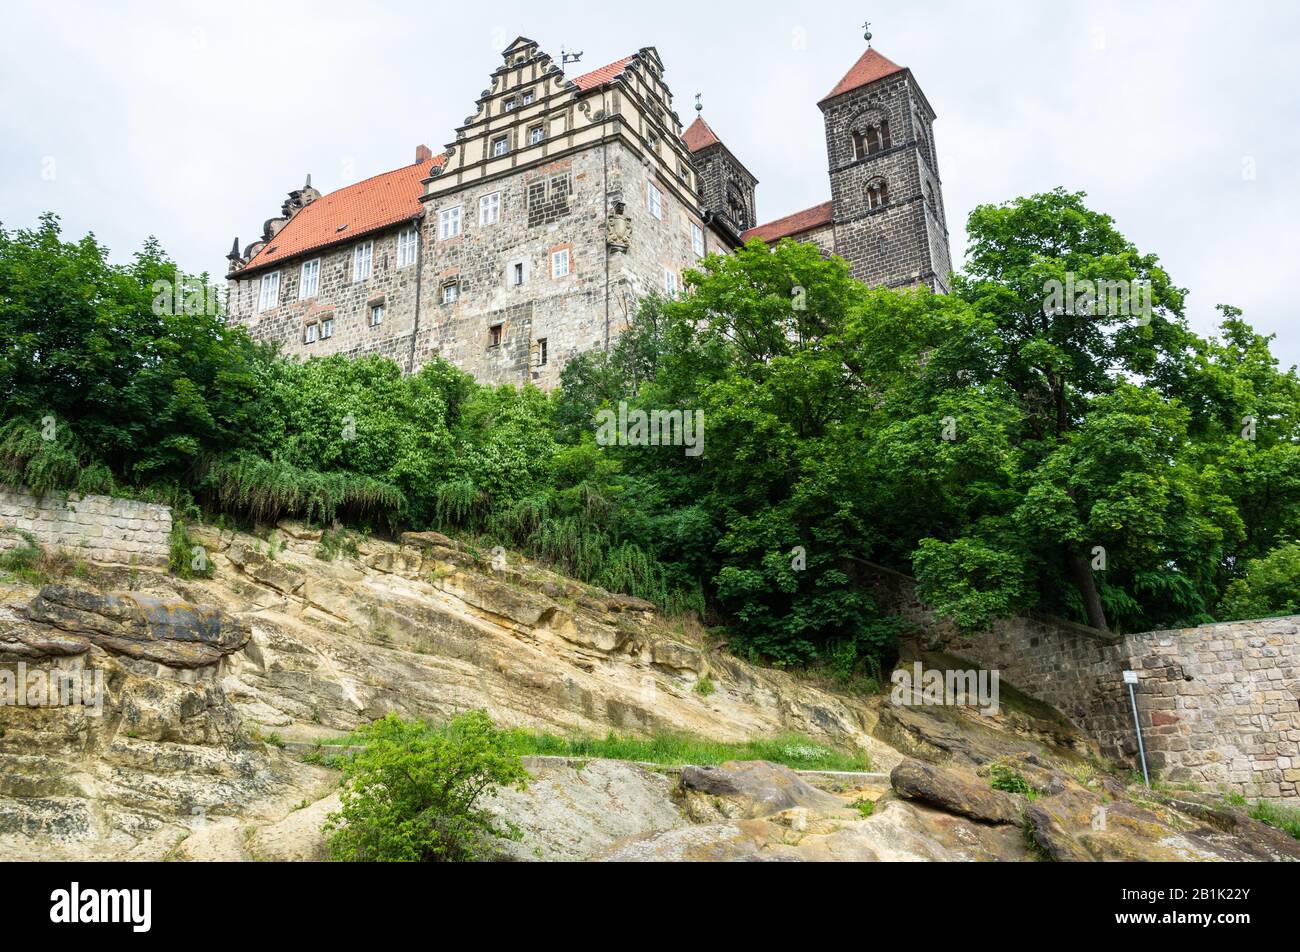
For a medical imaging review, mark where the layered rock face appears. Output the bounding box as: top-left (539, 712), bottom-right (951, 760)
top-left (0, 523), bottom-right (890, 860)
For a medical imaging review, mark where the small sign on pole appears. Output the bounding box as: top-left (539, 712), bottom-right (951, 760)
top-left (1123, 670), bottom-right (1150, 786)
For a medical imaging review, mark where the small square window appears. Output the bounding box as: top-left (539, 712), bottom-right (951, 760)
top-left (537, 337), bottom-right (548, 366)
top-left (442, 282), bottom-right (459, 305)
top-left (489, 324), bottom-right (503, 348)
top-left (529, 125), bottom-right (544, 145)
top-left (370, 304), bottom-right (385, 327)
top-left (522, 89), bottom-right (535, 105)
top-left (551, 248), bottom-right (570, 278)
top-left (491, 135), bottom-right (509, 157)
top-left (320, 317), bottom-right (334, 339)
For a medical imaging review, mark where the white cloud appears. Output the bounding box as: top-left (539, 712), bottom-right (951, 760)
top-left (2, 0), bottom-right (1296, 364)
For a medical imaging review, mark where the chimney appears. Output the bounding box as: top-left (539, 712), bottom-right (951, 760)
top-left (415, 144), bottom-right (433, 164)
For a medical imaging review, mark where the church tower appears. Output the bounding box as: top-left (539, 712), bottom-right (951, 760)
top-left (684, 113), bottom-right (758, 236)
top-left (818, 34), bottom-right (952, 292)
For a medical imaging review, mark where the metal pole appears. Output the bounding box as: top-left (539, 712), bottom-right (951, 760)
top-left (1128, 681), bottom-right (1150, 787)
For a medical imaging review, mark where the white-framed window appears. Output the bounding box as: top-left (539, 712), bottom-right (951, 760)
top-left (397, 229), bottom-right (418, 268)
top-left (352, 242), bottom-right (373, 282)
top-left (442, 281), bottom-right (459, 305)
top-left (663, 268), bottom-right (679, 297)
top-left (438, 205), bottom-right (462, 240)
top-left (528, 125), bottom-right (544, 145)
top-left (369, 303), bottom-right (385, 327)
top-left (304, 322), bottom-right (319, 344)
top-left (479, 191), bottom-right (500, 225)
top-left (537, 337), bottom-right (548, 366)
top-left (647, 180), bottom-right (663, 220)
top-left (257, 271), bottom-right (280, 312)
top-left (298, 259), bottom-right (320, 299)
top-left (321, 317), bottom-right (334, 339)
top-left (691, 222), bottom-right (705, 259)
top-left (551, 248), bottom-right (570, 278)
top-left (503, 97), bottom-right (517, 112)
top-left (521, 89), bottom-right (535, 105)
top-left (491, 135), bottom-right (509, 157)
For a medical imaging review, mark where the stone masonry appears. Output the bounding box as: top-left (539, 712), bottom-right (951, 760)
top-left (867, 562), bottom-right (1300, 802)
top-left (0, 485), bottom-right (172, 567)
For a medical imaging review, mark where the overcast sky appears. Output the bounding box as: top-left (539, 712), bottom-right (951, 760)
top-left (2, 0), bottom-right (1296, 365)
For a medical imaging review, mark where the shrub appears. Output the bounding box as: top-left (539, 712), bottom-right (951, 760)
top-left (988, 763), bottom-right (1036, 798)
top-left (324, 711), bottom-right (529, 862)
top-left (1218, 541), bottom-right (1300, 621)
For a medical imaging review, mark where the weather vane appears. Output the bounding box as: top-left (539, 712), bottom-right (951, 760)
top-left (561, 47), bottom-right (584, 66)
top-left (694, 93), bottom-right (702, 114)
top-left (864, 20), bottom-right (873, 45)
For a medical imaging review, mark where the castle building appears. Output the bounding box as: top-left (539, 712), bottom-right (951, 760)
top-left (224, 36), bottom-right (950, 388)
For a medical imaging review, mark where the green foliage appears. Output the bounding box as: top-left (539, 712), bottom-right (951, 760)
top-left (319, 721), bottom-right (873, 772)
top-left (0, 529), bottom-right (44, 584)
top-left (693, 676), bottom-right (715, 697)
top-left (1249, 799), bottom-right (1300, 840)
top-left (850, 797), bottom-right (875, 818)
top-left (988, 763), bottom-right (1037, 799)
top-left (324, 711), bottom-right (530, 862)
top-left (1218, 542), bottom-right (1300, 620)
top-left (315, 526), bottom-right (361, 562)
top-left (167, 521), bottom-right (212, 579)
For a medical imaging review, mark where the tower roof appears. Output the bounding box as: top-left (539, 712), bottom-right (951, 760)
top-left (682, 116), bottom-right (721, 152)
top-left (819, 47), bottom-right (905, 104)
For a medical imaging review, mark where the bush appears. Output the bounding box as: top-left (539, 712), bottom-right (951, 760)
top-left (1218, 541), bottom-right (1300, 621)
top-left (324, 711), bottom-right (529, 862)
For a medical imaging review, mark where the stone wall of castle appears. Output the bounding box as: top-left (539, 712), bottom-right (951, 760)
top-left (866, 563), bottom-right (1300, 801)
top-left (0, 485), bottom-right (172, 567)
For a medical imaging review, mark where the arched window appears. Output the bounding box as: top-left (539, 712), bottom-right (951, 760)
top-left (852, 118), bottom-right (891, 159)
top-left (866, 178), bottom-right (889, 210)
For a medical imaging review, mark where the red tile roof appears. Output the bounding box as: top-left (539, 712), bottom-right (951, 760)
top-left (742, 201), bottom-right (834, 244)
top-left (819, 47), bottom-right (905, 104)
top-left (572, 55), bottom-right (636, 90)
top-left (682, 116), bottom-right (721, 152)
top-left (237, 156), bottom-right (445, 275)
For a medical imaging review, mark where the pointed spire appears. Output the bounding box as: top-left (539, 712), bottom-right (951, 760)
top-left (304, 173), bottom-right (312, 189)
top-left (227, 237), bottom-right (241, 260)
top-left (819, 46), bottom-right (904, 104)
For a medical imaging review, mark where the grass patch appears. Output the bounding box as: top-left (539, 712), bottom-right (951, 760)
top-left (850, 797), bottom-right (875, 818)
top-left (1224, 794), bottom-right (1300, 840)
top-left (314, 721), bottom-right (872, 772)
top-left (989, 763), bottom-right (1038, 800)
top-left (693, 676), bottom-right (715, 697)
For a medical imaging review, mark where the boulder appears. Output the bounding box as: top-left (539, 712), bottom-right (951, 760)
top-left (890, 758), bottom-right (1022, 825)
top-left (22, 585), bottom-right (250, 668)
top-left (679, 760), bottom-right (844, 819)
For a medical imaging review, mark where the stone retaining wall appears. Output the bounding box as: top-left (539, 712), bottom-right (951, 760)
top-left (0, 485), bottom-right (172, 567)
top-left (866, 562), bottom-right (1300, 801)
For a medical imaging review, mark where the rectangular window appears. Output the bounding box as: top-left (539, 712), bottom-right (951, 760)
top-left (489, 324), bottom-right (502, 348)
top-left (537, 337), bottom-right (548, 366)
top-left (320, 317), bottom-right (334, 339)
top-left (438, 206), bottom-right (462, 240)
top-left (442, 282), bottom-right (459, 305)
top-left (691, 223), bottom-right (705, 259)
top-left (299, 259), bottom-right (320, 299)
top-left (258, 271), bottom-right (280, 312)
top-left (509, 261), bottom-right (526, 287)
top-left (491, 135), bottom-right (509, 157)
top-left (479, 191), bottom-right (500, 225)
top-left (647, 181), bottom-right (662, 220)
top-left (304, 323), bottom-right (319, 344)
top-left (551, 248), bottom-right (570, 278)
top-left (663, 268), bottom-right (679, 297)
top-left (352, 242), bottom-right (373, 282)
top-left (370, 303), bottom-right (384, 327)
top-left (522, 89), bottom-right (534, 105)
top-left (528, 125), bottom-right (544, 145)
top-left (397, 229), bottom-right (418, 268)
top-left (503, 97), bottom-right (517, 112)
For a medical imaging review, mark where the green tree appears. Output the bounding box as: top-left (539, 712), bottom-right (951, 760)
top-left (324, 711), bottom-right (529, 862)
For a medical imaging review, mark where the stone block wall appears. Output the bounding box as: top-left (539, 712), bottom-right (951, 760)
top-left (865, 562), bottom-right (1300, 801)
top-left (0, 485), bottom-right (172, 567)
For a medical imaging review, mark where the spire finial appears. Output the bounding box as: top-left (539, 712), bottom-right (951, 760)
top-left (863, 20), bottom-right (873, 45)
top-left (694, 93), bottom-right (702, 114)
top-left (304, 173), bottom-right (312, 189)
